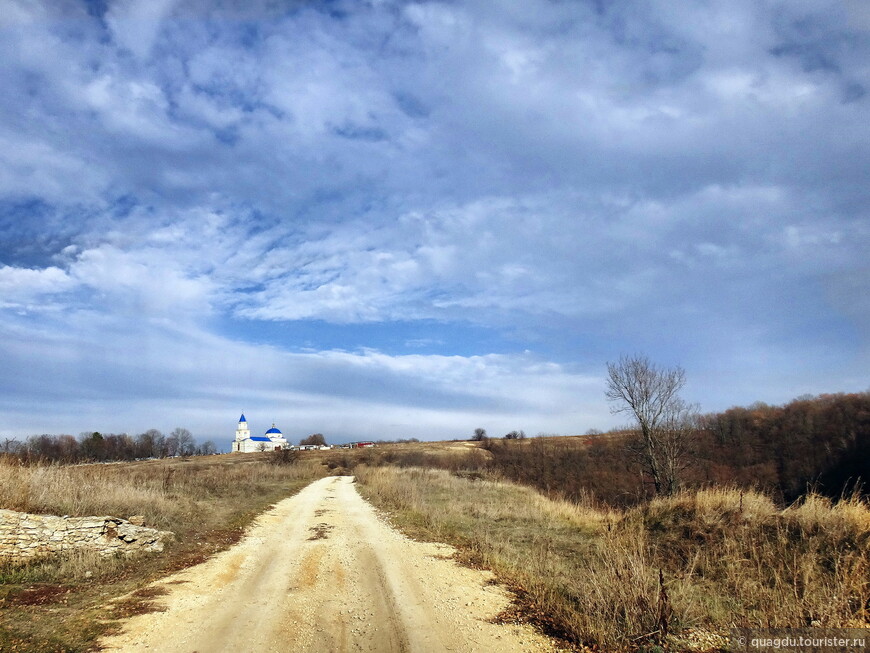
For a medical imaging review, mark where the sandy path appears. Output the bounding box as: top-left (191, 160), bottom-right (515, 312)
top-left (98, 476), bottom-right (558, 653)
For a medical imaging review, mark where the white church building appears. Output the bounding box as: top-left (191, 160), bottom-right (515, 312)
top-left (231, 414), bottom-right (289, 453)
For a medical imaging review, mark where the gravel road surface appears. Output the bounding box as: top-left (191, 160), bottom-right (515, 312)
top-left (98, 475), bottom-right (559, 653)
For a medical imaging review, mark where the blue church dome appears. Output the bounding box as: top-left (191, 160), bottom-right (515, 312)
top-left (239, 413), bottom-right (247, 422)
top-left (266, 426), bottom-right (282, 435)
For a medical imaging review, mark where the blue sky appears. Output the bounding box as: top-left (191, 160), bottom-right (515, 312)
top-left (0, 0), bottom-right (867, 447)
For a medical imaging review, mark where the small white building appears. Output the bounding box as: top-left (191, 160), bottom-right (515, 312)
top-left (231, 414), bottom-right (289, 453)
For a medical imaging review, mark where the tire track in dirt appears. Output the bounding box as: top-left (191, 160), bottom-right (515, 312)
top-left (98, 476), bottom-right (559, 652)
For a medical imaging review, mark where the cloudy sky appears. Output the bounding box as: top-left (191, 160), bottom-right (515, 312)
top-left (1, 0), bottom-right (867, 446)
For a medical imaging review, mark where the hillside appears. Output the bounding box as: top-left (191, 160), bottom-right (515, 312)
top-left (2, 392), bottom-right (869, 651)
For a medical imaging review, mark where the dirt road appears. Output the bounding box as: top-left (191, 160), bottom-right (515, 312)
top-left (99, 476), bottom-right (558, 652)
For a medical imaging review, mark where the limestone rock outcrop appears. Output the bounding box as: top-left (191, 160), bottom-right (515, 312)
top-left (0, 509), bottom-right (174, 561)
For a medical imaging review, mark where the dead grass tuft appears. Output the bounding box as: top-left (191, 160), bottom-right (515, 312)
top-left (645, 486), bottom-right (778, 527)
top-left (633, 488), bottom-right (870, 631)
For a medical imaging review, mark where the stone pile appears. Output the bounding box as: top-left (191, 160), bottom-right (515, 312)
top-left (0, 508), bottom-right (174, 561)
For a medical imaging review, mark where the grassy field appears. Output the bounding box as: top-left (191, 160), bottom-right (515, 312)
top-left (0, 453), bottom-right (325, 651)
top-left (355, 464), bottom-right (870, 651)
top-left (2, 438), bottom-right (868, 652)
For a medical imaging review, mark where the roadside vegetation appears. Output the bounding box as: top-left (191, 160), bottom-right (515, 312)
top-left (1, 386), bottom-right (867, 651)
top-left (345, 391), bottom-right (870, 508)
top-left (0, 452), bottom-right (324, 651)
top-left (356, 466), bottom-right (870, 651)
top-left (337, 387), bottom-right (870, 650)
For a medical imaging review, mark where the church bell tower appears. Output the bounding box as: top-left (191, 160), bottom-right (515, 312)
top-left (234, 413), bottom-right (251, 449)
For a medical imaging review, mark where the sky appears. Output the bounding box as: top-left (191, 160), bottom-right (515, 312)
top-left (0, 0), bottom-right (867, 447)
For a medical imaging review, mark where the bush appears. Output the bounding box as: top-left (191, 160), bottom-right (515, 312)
top-left (269, 448), bottom-right (301, 465)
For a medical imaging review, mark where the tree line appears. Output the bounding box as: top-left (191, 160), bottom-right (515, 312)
top-left (587, 354), bottom-right (869, 502)
top-left (0, 428), bottom-right (217, 464)
top-left (468, 355), bottom-right (870, 506)
top-left (693, 390), bottom-right (870, 501)
top-left (472, 390), bottom-right (869, 508)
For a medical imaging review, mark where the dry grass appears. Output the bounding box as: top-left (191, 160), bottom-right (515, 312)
top-left (0, 454), bottom-right (321, 529)
top-left (356, 467), bottom-right (870, 651)
top-left (356, 466), bottom-right (618, 643)
top-left (637, 487), bottom-right (870, 630)
top-left (0, 453), bottom-right (325, 651)
top-left (4, 443), bottom-right (868, 652)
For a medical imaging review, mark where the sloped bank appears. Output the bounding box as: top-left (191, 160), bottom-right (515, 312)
top-left (355, 465), bottom-right (870, 651)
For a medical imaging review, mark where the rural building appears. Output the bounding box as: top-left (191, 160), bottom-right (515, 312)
top-left (231, 414), bottom-right (289, 452)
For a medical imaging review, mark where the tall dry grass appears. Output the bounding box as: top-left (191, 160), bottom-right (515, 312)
top-left (356, 466), bottom-right (629, 643)
top-left (0, 455), bottom-right (323, 532)
top-left (637, 487), bottom-right (870, 628)
top-left (356, 466), bottom-right (870, 650)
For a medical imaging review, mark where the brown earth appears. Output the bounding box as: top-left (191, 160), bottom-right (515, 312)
top-left (98, 476), bottom-right (560, 653)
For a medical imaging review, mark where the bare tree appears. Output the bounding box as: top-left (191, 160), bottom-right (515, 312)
top-left (147, 428), bottom-right (166, 458)
top-left (170, 427), bottom-right (196, 458)
top-left (135, 429), bottom-right (165, 459)
top-left (605, 355), bottom-right (696, 496)
top-left (164, 431), bottom-right (179, 457)
top-left (300, 433), bottom-right (326, 446)
top-left (1, 437), bottom-right (21, 454)
top-left (471, 428), bottom-right (487, 441)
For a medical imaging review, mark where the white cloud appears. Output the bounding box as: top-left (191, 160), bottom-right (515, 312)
top-left (0, 0), bottom-right (867, 440)
top-left (65, 238), bottom-right (221, 320)
top-left (0, 134), bottom-right (105, 203)
top-left (783, 224), bottom-right (842, 249)
top-left (106, 0), bottom-right (177, 60)
top-left (0, 265), bottom-right (76, 306)
top-left (0, 308), bottom-right (609, 440)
